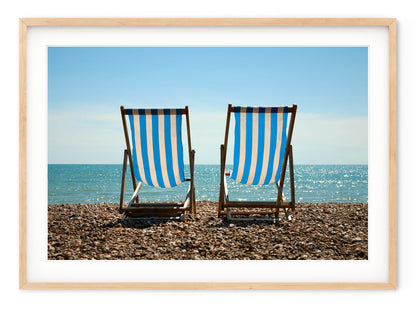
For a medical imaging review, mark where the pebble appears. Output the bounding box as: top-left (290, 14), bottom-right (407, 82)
top-left (48, 201), bottom-right (368, 260)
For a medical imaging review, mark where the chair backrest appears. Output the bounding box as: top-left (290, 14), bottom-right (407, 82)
top-left (228, 106), bottom-right (296, 186)
top-left (122, 108), bottom-right (187, 188)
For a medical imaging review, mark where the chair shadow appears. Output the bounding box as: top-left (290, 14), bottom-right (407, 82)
top-left (204, 216), bottom-right (280, 228)
top-left (101, 215), bottom-right (183, 229)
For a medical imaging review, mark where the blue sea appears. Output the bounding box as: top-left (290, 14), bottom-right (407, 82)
top-left (48, 164), bottom-right (367, 204)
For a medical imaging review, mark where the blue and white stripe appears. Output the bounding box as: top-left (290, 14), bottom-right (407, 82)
top-left (230, 106), bottom-right (289, 185)
top-left (126, 109), bottom-right (185, 188)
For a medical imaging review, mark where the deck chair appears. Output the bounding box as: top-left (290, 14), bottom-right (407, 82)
top-left (119, 106), bottom-right (196, 219)
top-left (218, 104), bottom-right (297, 223)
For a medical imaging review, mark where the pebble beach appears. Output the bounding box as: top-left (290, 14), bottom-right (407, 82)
top-left (48, 201), bottom-right (368, 260)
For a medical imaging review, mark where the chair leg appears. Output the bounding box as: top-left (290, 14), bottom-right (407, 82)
top-left (190, 149), bottom-right (196, 214)
top-left (284, 208), bottom-right (292, 221)
top-left (289, 145), bottom-right (295, 211)
top-left (119, 149), bottom-right (128, 213)
top-left (192, 185), bottom-right (196, 214)
top-left (276, 182), bottom-right (283, 215)
top-left (277, 183), bottom-right (292, 221)
top-left (275, 210), bottom-right (280, 226)
top-left (218, 144), bottom-right (226, 217)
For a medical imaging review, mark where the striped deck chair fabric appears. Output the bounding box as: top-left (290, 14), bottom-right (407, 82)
top-left (125, 108), bottom-right (185, 188)
top-left (230, 106), bottom-right (289, 186)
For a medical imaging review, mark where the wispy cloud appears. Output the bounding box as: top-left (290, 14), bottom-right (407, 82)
top-left (48, 108), bottom-right (368, 164)
top-left (293, 113), bottom-right (368, 164)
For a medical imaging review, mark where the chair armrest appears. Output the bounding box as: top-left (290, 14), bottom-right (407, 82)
top-left (126, 181), bottom-right (143, 210)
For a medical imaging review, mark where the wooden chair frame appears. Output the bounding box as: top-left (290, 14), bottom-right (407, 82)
top-left (218, 104), bottom-right (297, 223)
top-left (119, 106), bottom-right (196, 219)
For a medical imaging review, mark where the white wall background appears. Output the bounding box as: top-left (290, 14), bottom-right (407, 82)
top-left (0, 0), bottom-right (413, 310)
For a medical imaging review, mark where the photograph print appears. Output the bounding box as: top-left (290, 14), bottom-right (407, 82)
top-left (48, 46), bottom-right (368, 260)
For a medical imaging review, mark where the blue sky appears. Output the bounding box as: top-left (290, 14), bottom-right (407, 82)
top-left (48, 47), bottom-right (368, 164)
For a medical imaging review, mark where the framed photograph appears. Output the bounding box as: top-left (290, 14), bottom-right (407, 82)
top-left (19, 18), bottom-right (397, 290)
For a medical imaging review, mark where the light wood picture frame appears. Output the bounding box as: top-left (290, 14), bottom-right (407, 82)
top-left (19, 18), bottom-right (397, 290)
